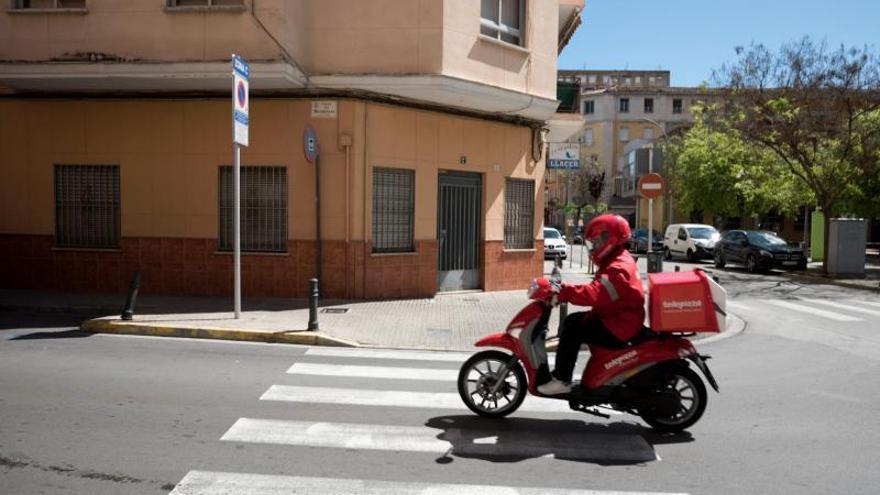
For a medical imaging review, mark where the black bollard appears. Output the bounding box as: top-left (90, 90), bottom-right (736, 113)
top-left (308, 278), bottom-right (319, 331)
top-left (674, 265), bottom-right (680, 272)
top-left (121, 271), bottom-right (141, 321)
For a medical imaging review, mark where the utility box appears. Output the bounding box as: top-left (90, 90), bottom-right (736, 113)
top-left (827, 218), bottom-right (867, 278)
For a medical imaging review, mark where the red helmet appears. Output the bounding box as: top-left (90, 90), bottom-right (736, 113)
top-left (585, 214), bottom-right (631, 265)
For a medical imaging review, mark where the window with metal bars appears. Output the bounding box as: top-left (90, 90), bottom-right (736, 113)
top-left (54, 165), bottom-right (120, 249)
top-left (218, 166), bottom-right (287, 253)
top-left (504, 178), bottom-right (534, 249)
top-left (372, 168), bottom-right (415, 253)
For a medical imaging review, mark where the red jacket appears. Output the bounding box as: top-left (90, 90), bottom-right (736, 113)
top-left (558, 249), bottom-right (645, 342)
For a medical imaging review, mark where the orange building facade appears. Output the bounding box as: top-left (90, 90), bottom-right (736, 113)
top-left (0, 0), bottom-right (584, 299)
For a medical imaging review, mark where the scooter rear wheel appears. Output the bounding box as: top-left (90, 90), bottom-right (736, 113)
top-left (640, 366), bottom-right (707, 433)
top-left (458, 350), bottom-right (527, 418)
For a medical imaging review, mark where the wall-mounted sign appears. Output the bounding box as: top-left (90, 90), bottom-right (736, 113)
top-left (548, 142), bottom-right (580, 169)
top-left (232, 54), bottom-right (249, 147)
top-left (311, 101), bottom-right (337, 118)
top-left (303, 124), bottom-right (319, 164)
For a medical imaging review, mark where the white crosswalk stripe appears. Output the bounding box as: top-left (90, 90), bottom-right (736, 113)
top-left (800, 298), bottom-right (880, 317)
top-left (305, 347), bottom-right (473, 362)
top-left (287, 362), bottom-right (458, 381)
top-left (170, 470), bottom-right (688, 495)
top-left (765, 300), bottom-right (863, 321)
top-left (220, 417), bottom-right (656, 462)
top-left (261, 384), bottom-right (611, 414)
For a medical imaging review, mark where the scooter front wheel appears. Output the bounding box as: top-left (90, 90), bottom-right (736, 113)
top-left (457, 350), bottom-right (527, 418)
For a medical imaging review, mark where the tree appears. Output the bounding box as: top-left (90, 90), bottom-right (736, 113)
top-left (709, 38), bottom-right (880, 271)
top-left (564, 157), bottom-right (607, 230)
top-left (665, 112), bottom-right (812, 221)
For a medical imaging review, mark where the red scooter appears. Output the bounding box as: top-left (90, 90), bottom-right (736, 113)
top-left (457, 269), bottom-right (719, 433)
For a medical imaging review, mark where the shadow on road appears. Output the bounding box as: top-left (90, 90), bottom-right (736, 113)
top-left (425, 415), bottom-right (693, 466)
top-left (8, 329), bottom-right (95, 340)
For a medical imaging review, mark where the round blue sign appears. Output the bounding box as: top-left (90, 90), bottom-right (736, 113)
top-left (303, 125), bottom-right (318, 163)
top-left (236, 81), bottom-right (247, 108)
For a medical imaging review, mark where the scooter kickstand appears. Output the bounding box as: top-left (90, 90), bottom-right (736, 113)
top-left (568, 401), bottom-right (611, 419)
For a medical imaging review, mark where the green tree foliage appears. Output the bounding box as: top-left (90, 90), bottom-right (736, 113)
top-left (666, 115), bottom-right (812, 219)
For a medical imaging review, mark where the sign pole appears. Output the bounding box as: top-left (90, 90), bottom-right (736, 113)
top-left (234, 143), bottom-right (241, 318)
top-left (231, 54), bottom-right (249, 319)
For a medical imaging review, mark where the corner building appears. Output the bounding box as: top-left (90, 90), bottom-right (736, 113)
top-left (0, 0), bottom-right (585, 299)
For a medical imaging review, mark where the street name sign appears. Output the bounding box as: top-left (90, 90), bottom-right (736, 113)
top-left (548, 142), bottom-right (581, 169)
top-left (232, 54), bottom-right (249, 147)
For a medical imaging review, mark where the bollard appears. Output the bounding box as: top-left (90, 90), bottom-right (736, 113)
top-left (674, 265), bottom-right (680, 272)
top-left (308, 278), bottom-right (319, 331)
top-left (121, 271), bottom-right (141, 321)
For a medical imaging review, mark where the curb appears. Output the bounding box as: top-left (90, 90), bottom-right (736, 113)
top-left (80, 319), bottom-right (359, 348)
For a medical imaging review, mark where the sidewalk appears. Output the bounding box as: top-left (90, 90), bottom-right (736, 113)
top-left (1, 257), bottom-right (744, 351)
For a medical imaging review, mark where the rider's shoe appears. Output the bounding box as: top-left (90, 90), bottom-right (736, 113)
top-left (537, 378), bottom-right (572, 395)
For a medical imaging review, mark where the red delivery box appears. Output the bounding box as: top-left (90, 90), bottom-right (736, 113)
top-left (648, 269), bottom-right (726, 333)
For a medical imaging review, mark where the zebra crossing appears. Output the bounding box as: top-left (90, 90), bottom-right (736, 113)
top-left (728, 297), bottom-right (880, 324)
top-left (169, 346), bottom-right (686, 495)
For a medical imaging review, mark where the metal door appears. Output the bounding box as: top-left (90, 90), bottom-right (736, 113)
top-left (437, 172), bottom-right (482, 291)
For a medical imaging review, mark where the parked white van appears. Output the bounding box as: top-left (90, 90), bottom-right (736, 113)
top-left (663, 223), bottom-right (720, 262)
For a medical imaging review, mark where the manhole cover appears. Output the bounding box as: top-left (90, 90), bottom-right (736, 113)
top-left (321, 308), bottom-right (350, 314)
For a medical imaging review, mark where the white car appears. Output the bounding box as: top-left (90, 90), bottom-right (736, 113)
top-left (663, 223), bottom-right (720, 261)
top-left (543, 227), bottom-right (567, 260)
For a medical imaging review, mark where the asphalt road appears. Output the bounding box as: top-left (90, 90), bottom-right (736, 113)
top-left (1, 270), bottom-right (879, 494)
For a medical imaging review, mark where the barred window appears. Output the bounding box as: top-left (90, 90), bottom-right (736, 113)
top-left (218, 166), bottom-right (287, 253)
top-left (372, 168), bottom-right (414, 253)
top-left (11, 1), bottom-right (86, 9)
top-left (54, 165), bottom-right (120, 249)
top-left (504, 178), bottom-right (534, 249)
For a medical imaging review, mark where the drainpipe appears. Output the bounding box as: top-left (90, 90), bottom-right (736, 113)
top-left (340, 133), bottom-right (353, 298)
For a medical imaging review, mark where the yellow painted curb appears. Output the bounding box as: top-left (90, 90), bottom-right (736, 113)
top-left (80, 319), bottom-right (358, 347)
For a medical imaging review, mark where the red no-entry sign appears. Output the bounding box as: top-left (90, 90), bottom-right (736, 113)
top-left (638, 173), bottom-right (666, 199)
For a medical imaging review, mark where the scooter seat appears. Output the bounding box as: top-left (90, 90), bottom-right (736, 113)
top-left (590, 326), bottom-right (661, 351)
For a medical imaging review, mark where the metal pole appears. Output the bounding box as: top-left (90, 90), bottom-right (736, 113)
top-left (315, 154), bottom-right (322, 296)
top-left (647, 147), bottom-right (653, 252)
top-left (234, 143), bottom-right (241, 319)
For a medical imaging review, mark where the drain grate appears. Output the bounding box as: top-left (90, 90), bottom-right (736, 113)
top-left (321, 308), bottom-right (350, 314)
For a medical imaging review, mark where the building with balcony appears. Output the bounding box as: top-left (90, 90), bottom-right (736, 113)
top-left (0, 0), bottom-right (585, 299)
top-left (551, 69), bottom-right (714, 230)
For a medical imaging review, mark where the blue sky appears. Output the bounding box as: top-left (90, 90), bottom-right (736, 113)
top-left (558, 0), bottom-right (880, 87)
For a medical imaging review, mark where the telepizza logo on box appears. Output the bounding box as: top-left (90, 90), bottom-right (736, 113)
top-left (662, 299), bottom-right (703, 312)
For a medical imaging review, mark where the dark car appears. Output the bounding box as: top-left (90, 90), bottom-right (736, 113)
top-left (714, 230), bottom-right (807, 273)
top-left (628, 228), bottom-right (663, 253)
top-left (572, 225), bottom-right (585, 245)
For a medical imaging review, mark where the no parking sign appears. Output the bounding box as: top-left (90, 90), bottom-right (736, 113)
top-left (232, 54), bottom-right (249, 147)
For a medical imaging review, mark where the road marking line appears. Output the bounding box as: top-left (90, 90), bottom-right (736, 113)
top-left (305, 347), bottom-right (557, 363)
top-left (305, 347), bottom-right (472, 362)
top-left (170, 470), bottom-right (686, 494)
top-left (800, 298), bottom-right (880, 317)
top-left (288, 363), bottom-right (458, 381)
top-left (765, 300), bottom-right (862, 322)
top-left (850, 300), bottom-right (880, 309)
top-left (260, 384), bottom-right (619, 414)
top-left (219, 418), bottom-right (653, 462)
top-left (726, 300), bottom-right (755, 312)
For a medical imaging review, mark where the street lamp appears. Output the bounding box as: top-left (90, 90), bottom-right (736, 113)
top-left (636, 117), bottom-right (669, 253)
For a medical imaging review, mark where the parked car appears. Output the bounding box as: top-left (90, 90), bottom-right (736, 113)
top-left (663, 223), bottom-right (720, 261)
top-left (714, 230), bottom-right (807, 272)
top-left (628, 228), bottom-right (663, 253)
top-left (543, 227), bottom-right (567, 260)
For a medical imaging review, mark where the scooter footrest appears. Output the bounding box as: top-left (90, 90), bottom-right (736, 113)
top-left (568, 401), bottom-right (611, 419)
